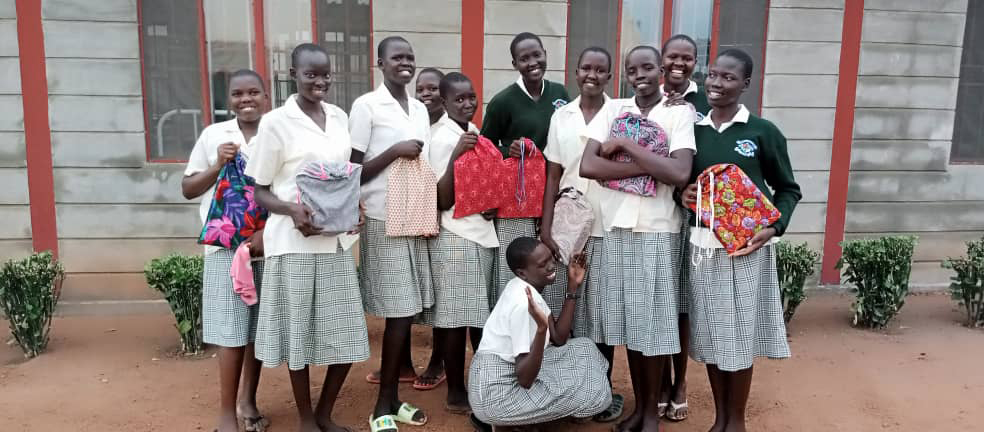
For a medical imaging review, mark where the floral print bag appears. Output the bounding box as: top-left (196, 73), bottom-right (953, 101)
top-left (687, 163), bottom-right (781, 257)
top-left (198, 153), bottom-right (268, 249)
top-left (597, 112), bottom-right (669, 196)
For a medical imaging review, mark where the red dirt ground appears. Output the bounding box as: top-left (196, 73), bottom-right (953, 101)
top-left (1, 292), bottom-right (982, 432)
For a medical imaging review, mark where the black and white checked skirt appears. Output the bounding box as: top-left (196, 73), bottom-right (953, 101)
top-left (468, 338), bottom-right (612, 426)
top-left (493, 218), bottom-right (538, 304)
top-left (419, 229), bottom-right (494, 328)
top-left (254, 251), bottom-right (370, 370)
top-left (359, 217), bottom-right (435, 318)
top-left (688, 244), bottom-right (790, 371)
top-left (604, 228), bottom-right (681, 356)
top-left (677, 208), bottom-right (692, 314)
top-left (203, 249), bottom-right (264, 348)
top-left (570, 237), bottom-right (611, 343)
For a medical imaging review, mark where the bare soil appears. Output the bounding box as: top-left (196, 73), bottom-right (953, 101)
top-left (1, 292), bottom-right (981, 431)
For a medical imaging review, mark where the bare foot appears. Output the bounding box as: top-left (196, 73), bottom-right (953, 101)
top-left (723, 421), bottom-right (746, 432)
top-left (615, 408), bottom-right (642, 432)
top-left (446, 390), bottom-right (470, 414)
top-left (416, 361), bottom-right (445, 388)
top-left (317, 419), bottom-right (353, 432)
top-left (366, 367), bottom-right (417, 383)
top-left (708, 418), bottom-right (727, 432)
top-left (298, 418), bottom-right (322, 432)
top-left (639, 410), bottom-right (661, 432)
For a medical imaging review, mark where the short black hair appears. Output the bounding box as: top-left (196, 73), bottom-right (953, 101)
top-left (577, 46), bottom-right (612, 72)
top-left (290, 43), bottom-right (329, 69)
top-left (439, 71), bottom-right (472, 99)
top-left (627, 45), bottom-right (661, 61)
top-left (228, 69), bottom-right (264, 90)
top-left (417, 67), bottom-right (445, 82)
top-left (377, 35), bottom-right (410, 60)
top-left (509, 32), bottom-right (544, 59)
top-left (661, 34), bottom-right (698, 54)
top-left (718, 48), bottom-right (754, 80)
top-left (506, 237), bottom-right (540, 273)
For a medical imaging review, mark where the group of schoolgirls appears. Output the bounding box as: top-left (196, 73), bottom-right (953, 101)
top-left (183, 28), bottom-right (801, 432)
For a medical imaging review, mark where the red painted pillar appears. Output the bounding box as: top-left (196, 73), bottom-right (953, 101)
top-left (15, 0), bottom-right (59, 258)
top-left (820, 0), bottom-right (865, 284)
top-left (461, 0), bottom-right (485, 126)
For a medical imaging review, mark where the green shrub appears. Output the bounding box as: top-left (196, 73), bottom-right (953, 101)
top-left (836, 236), bottom-right (918, 328)
top-left (0, 251), bottom-right (65, 358)
top-left (942, 237), bottom-right (984, 327)
top-left (776, 241), bottom-right (820, 323)
top-left (145, 253), bottom-right (205, 354)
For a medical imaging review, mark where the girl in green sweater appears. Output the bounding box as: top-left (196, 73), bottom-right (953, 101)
top-left (682, 48), bottom-right (802, 432)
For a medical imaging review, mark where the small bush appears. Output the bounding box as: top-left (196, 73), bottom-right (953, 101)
top-left (776, 241), bottom-right (820, 323)
top-left (942, 237), bottom-right (984, 327)
top-left (0, 251), bottom-right (65, 358)
top-left (837, 236), bottom-right (917, 328)
top-left (145, 253), bottom-right (205, 354)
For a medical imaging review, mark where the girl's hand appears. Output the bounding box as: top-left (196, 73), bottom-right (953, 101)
top-left (682, 183), bottom-right (698, 207)
top-left (288, 203), bottom-right (322, 237)
top-left (347, 201), bottom-right (366, 235)
top-left (508, 139), bottom-right (530, 158)
top-left (451, 132), bottom-right (478, 161)
top-left (566, 252), bottom-right (587, 290)
top-left (730, 227), bottom-right (777, 257)
top-left (600, 138), bottom-right (632, 158)
top-left (480, 208), bottom-right (497, 220)
top-left (247, 229), bottom-right (265, 257)
top-left (540, 231), bottom-right (560, 260)
top-left (526, 286), bottom-right (550, 330)
top-left (216, 142), bottom-right (239, 165)
top-left (662, 91), bottom-right (688, 107)
top-left (394, 139), bottom-right (424, 159)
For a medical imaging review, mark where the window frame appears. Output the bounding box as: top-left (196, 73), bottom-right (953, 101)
top-left (950, 0), bottom-right (984, 164)
top-left (138, 0), bottom-right (374, 163)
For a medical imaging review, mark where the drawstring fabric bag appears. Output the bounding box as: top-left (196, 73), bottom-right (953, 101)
top-left (549, 187), bottom-right (595, 265)
top-left (597, 112), bottom-right (669, 197)
top-left (199, 153), bottom-right (268, 249)
top-left (295, 160), bottom-right (363, 235)
top-left (498, 138), bottom-right (545, 218)
top-left (453, 135), bottom-right (510, 218)
top-left (385, 156), bottom-right (440, 237)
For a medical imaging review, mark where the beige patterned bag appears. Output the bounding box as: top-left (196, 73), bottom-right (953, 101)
top-left (549, 187), bottom-right (595, 264)
top-left (385, 157), bottom-right (439, 237)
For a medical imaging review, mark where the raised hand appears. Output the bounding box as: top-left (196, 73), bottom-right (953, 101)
top-left (526, 286), bottom-right (550, 330)
top-left (566, 252), bottom-right (587, 289)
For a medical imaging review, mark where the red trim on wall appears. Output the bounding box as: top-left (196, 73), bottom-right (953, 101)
top-left (136, 0), bottom-right (153, 163)
top-left (709, 0), bottom-right (721, 63)
top-left (369, 0), bottom-right (375, 88)
top-left (197, 0), bottom-right (212, 126)
top-left (613, 0), bottom-right (623, 97)
top-left (820, 0), bottom-right (864, 285)
top-left (253, 0), bottom-right (269, 86)
top-left (757, 0), bottom-right (771, 115)
top-left (461, 0), bottom-right (485, 126)
top-left (661, 0), bottom-right (674, 45)
top-left (563, 0), bottom-right (571, 89)
top-left (15, 0), bottom-right (59, 257)
top-left (310, 0), bottom-right (318, 43)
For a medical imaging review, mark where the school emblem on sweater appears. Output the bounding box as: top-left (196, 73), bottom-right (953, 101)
top-left (553, 99), bottom-right (568, 110)
top-left (734, 139), bottom-right (757, 157)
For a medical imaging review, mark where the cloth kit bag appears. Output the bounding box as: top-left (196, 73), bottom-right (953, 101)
top-left (597, 112), bottom-right (669, 197)
top-left (199, 153), bottom-right (268, 249)
top-left (549, 187), bottom-right (596, 265)
top-left (385, 156), bottom-right (440, 236)
top-left (453, 135), bottom-right (511, 219)
top-left (295, 160), bottom-right (362, 235)
top-left (498, 138), bottom-right (546, 218)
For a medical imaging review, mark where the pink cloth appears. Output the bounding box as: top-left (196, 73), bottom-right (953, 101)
top-left (230, 242), bottom-right (257, 305)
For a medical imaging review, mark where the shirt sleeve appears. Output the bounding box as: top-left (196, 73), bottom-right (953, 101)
top-left (506, 303), bottom-right (537, 360)
top-left (184, 127), bottom-right (211, 176)
top-left (542, 111), bottom-right (563, 164)
top-left (348, 98), bottom-right (373, 153)
top-left (760, 122), bottom-right (802, 236)
top-left (243, 117), bottom-right (283, 187)
top-left (667, 105), bottom-right (697, 154)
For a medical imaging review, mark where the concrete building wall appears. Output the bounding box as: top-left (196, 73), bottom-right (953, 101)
top-left (846, 0), bottom-right (983, 286)
top-left (0, 1), bottom-right (32, 262)
top-left (371, 0), bottom-right (462, 90)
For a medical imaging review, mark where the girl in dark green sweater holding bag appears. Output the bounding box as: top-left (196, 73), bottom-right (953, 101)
top-left (682, 48), bottom-right (801, 432)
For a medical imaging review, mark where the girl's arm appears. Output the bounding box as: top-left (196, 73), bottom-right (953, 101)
top-left (515, 287), bottom-right (551, 389)
top-left (182, 139), bottom-right (238, 199)
top-left (539, 161), bottom-right (563, 256)
top-left (350, 141), bottom-right (422, 183)
top-left (579, 138), bottom-right (648, 180)
top-left (436, 132), bottom-right (478, 211)
top-left (546, 252), bottom-right (586, 346)
top-left (253, 185), bottom-right (322, 237)
top-left (616, 146), bottom-right (694, 189)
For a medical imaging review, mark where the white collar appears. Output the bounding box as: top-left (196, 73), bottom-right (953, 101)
top-left (437, 112), bottom-right (478, 135)
top-left (697, 104), bottom-right (750, 128)
top-left (373, 82), bottom-right (409, 105)
top-left (516, 76), bottom-right (546, 99)
top-left (284, 94), bottom-right (336, 121)
top-left (560, 93), bottom-right (611, 113)
top-left (660, 79), bottom-right (698, 97)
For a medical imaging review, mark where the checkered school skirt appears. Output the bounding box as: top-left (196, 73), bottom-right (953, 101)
top-left (254, 251), bottom-right (370, 370)
top-left (359, 217), bottom-right (435, 318)
top-left (468, 338), bottom-right (612, 426)
top-left (604, 229), bottom-right (681, 356)
top-left (419, 229), bottom-right (494, 328)
top-left (678, 209), bottom-right (693, 314)
top-left (203, 250), bottom-right (264, 348)
top-left (688, 244), bottom-right (790, 371)
top-left (570, 237), bottom-right (612, 343)
top-left (493, 218), bottom-right (538, 303)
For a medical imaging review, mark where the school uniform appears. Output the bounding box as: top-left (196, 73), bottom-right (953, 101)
top-left (687, 104), bottom-right (801, 372)
top-left (244, 94), bottom-right (370, 370)
top-left (583, 98), bottom-right (696, 356)
top-left (542, 95), bottom-right (611, 341)
top-left (349, 84), bottom-right (435, 318)
top-left (185, 119), bottom-right (265, 348)
top-left (420, 114), bottom-right (498, 328)
top-left (468, 277), bottom-right (612, 426)
top-left (482, 77), bottom-right (570, 301)
top-left (661, 79), bottom-right (711, 122)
